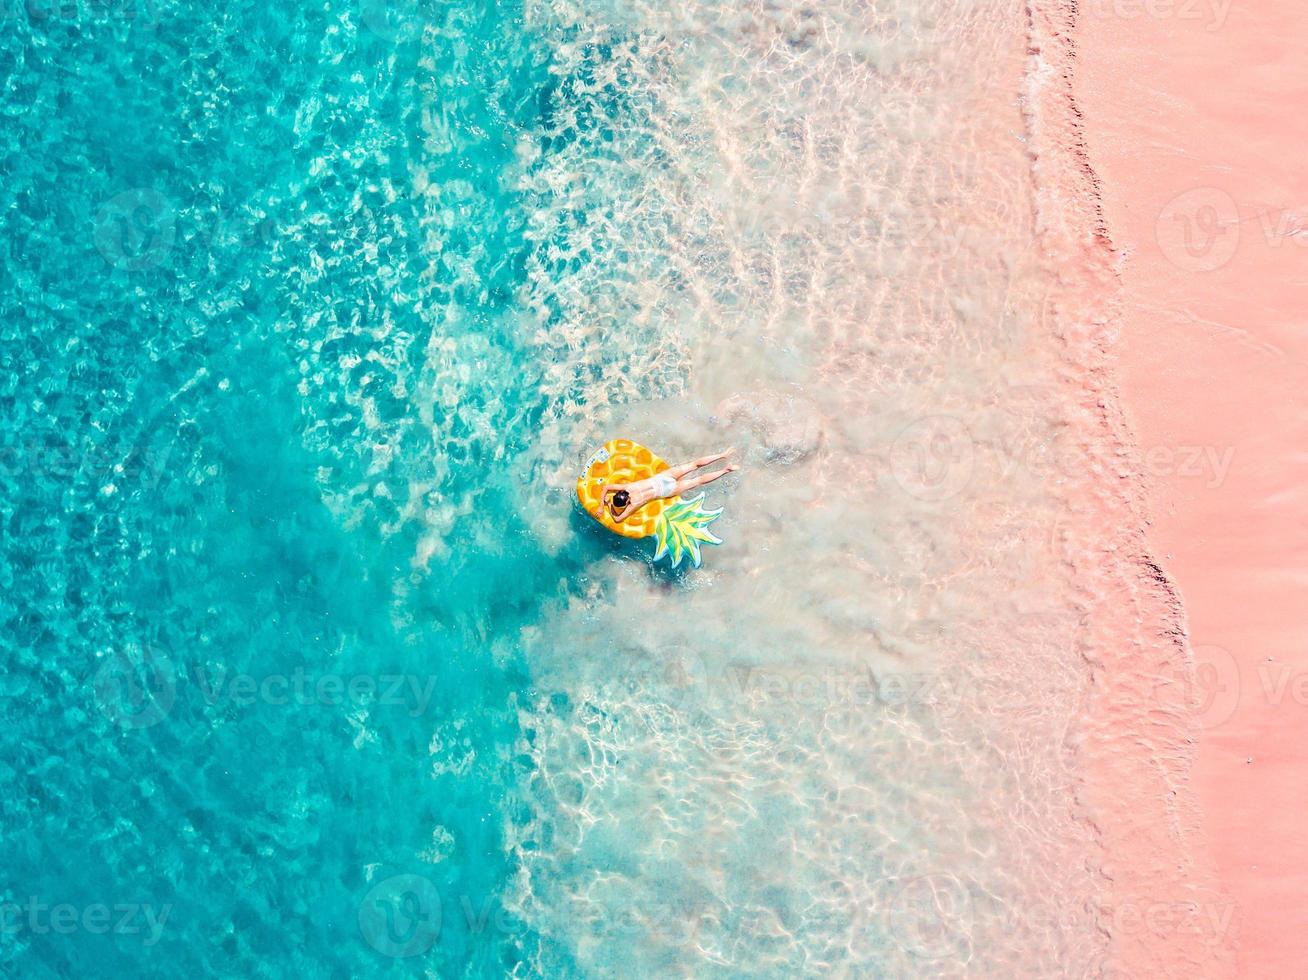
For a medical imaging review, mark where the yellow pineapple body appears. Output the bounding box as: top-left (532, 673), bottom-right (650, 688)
top-left (575, 438), bottom-right (673, 539)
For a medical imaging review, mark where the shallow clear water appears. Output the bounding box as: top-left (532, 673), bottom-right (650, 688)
top-left (3, 0), bottom-right (1120, 976)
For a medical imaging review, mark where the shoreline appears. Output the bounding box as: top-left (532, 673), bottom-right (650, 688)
top-left (1077, 1), bottom-right (1308, 975)
top-left (1022, 3), bottom-right (1232, 976)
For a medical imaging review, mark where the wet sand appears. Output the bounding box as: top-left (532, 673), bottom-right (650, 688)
top-left (1078, 2), bottom-right (1308, 975)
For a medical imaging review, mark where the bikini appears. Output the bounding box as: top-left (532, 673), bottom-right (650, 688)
top-left (611, 472), bottom-right (678, 521)
top-left (650, 472), bottom-right (678, 498)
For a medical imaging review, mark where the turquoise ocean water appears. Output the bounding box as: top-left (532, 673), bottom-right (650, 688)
top-left (1, 1), bottom-right (591, 975)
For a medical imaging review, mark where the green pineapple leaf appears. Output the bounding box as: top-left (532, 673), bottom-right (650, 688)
top-left (652, 493), bottom-right (724, 569)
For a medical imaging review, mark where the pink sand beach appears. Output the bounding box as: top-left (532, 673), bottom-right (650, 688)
top-left (1078, 1), bottom-right (1308, 975)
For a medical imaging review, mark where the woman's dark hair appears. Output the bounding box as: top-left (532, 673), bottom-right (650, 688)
top-left (613, 490), bottom-right (631, 509)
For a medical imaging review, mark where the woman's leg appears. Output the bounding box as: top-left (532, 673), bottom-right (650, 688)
top-left (664, 448), bottom-right (735, 480)
top-left (674, 463), bottom-right (739, 495)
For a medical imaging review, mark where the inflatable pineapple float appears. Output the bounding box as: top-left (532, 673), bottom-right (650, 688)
top-left (575, 439), bottom-right (724, 568)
